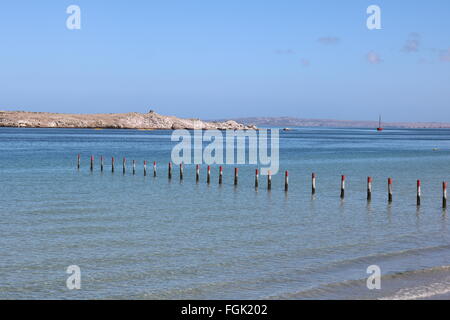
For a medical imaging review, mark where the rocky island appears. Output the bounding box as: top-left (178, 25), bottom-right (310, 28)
top-left (0, 110), bottom-right (256, 130)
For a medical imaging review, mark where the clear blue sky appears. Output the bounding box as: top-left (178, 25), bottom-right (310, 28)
top-left (1, 0), bottom-right (449, 121)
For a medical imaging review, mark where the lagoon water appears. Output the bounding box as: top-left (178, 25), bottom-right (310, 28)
top-left (1, 127), bottom-right (450, 299)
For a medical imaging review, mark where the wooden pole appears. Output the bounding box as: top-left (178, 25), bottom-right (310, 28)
top-left (112, 157), bottom-right (115, 173)
top-left (207, 166), bottom-right (211, 184)
top-left (312, 173), bottom-right (316, 195)
top-left (219, 166), bottom-right (223, 185)
top-left (144, 161), bottom-right (147, 176)
top-left (90, 155), bottom-right (94, 171)
top-left (388, 178), bottom-right (393, 203)
top-left (255, 169), bottom-right (259, 189)
top-left (284, 171), bottom-right (289, 192)
top-left (133, 160), bottom-right (136, 175)
top-left (77, 154), bottom-right (80, 170)
top-left (267, 170), bottom-right (272, 190)
top-left (123, 158), bottom-right (126, 175)
top-left (340, 175), bottom-right (345, 199)
top-left (196, 165), bottom-right (200, 183)
top-left (153, 161), bottom-right (157, 177)
top-left (234, 168), bottom-right (238, 185)
top-left (179, 163), bottom-right (183, 180)
top-left (443, 182), bottom-right (447, 209)
top-left (168, 162), bottom-right (172, 179)
top-left (417, 180), bottom-right (421, 206)
top-left (367, 177), bottom-right (372, 201)
top-left (100, 156), bottom-right (104, 172)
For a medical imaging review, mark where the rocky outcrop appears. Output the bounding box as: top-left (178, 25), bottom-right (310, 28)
top-left (0, 111), bottom-right (256, 130)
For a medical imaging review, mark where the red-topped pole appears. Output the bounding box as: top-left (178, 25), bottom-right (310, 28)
top-left (417, 180), bottom-right (421, 206)
top-left (388, 178), bottom-right (393, 203)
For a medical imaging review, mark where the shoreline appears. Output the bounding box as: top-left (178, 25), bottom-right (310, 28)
top-left (0, 126), bottom-right (253, 131)
top-left (2, 125), bottom-right (450, 131)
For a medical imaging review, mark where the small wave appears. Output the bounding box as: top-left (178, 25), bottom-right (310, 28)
top-left (380, 265), bottom-right (450, 280)
top-left (269, 264), bottom-right (450, 300)
top-left (380, 279), bottom-right (450, 300)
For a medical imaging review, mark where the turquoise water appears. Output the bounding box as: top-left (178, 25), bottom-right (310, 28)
top-left (1, 127), bottom-right (450, 299)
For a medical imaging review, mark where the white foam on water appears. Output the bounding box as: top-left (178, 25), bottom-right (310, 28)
top-left (380, 277), bottom-right (450, 300)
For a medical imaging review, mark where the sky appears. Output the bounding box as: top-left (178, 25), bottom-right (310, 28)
top-left (0, 0), bottom-right (449, 122)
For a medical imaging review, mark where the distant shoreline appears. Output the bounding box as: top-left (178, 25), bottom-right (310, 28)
top-left (2, 110), bottom-right (450, 130)
top-left (215, 117), bottom-right (450, 129)
top-left (2, 126), bottom-right (450, 131)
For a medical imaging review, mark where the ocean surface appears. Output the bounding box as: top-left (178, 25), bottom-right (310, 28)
top-left (1, 127), bottom-right (450, 300)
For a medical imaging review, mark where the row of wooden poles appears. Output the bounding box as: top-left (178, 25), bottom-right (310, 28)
top-left (78, 155), bottom-right (449, 208)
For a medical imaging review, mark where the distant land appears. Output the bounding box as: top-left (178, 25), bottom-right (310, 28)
top-left (0, 111), bottom-right (255, 130)
top-left (215, 117), bottom-right (450, 129)
top-left (2, 111), bottom-right (450, 130)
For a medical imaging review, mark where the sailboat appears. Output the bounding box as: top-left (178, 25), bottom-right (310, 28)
top-left (376, 115), bottom-right (383, 132)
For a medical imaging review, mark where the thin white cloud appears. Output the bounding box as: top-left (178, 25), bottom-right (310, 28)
top-left (366, 51), bottom-right (382, 64)
top-left (402, 33), bottom-right (421, 53)
top-left (439, 48), bottom-right (450, 62)
top-left (300, 58), bottom-right (310, 67)
top-left (275, 49), bottom-right (295, 55)
top-left (318, 37), bottom-right (340, 45)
